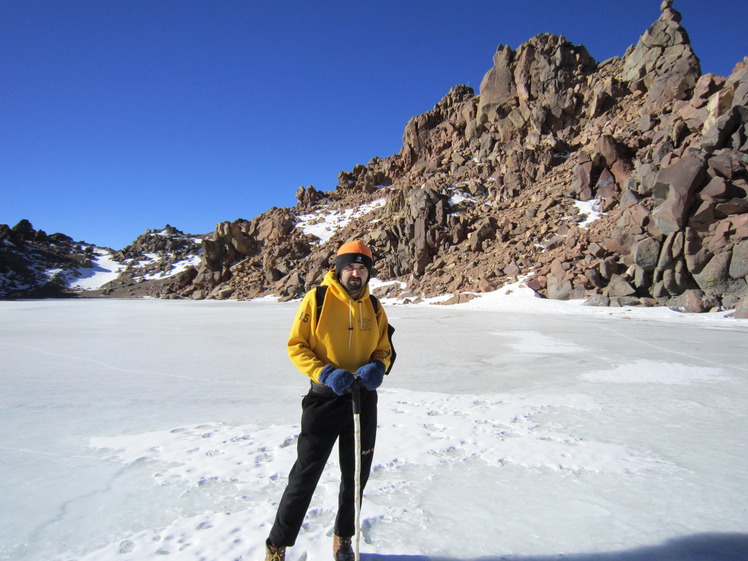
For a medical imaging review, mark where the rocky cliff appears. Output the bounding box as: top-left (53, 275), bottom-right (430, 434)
top-left (2, 1), bottom-right (747, 313)
top-left (0, 222), bottom-right (203, 298)
top-left (165, 1), bottom-right (747, 313)
top-left (0, 219), bottom-right (96, 298)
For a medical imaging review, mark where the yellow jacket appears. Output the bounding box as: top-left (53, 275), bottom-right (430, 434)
top-left (288, 270), bottom-right (392, 383)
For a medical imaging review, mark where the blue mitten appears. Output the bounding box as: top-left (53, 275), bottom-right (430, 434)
top-left (319, 365), bottom-right (355, 396)
top-left (356, 360), bottom-right (385, 391)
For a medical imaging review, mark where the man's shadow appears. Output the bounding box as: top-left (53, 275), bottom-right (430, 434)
top-left (361, 532), bottom-right (748, 561)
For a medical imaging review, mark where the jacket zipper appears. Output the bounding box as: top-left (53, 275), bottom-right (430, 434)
top-left (348, 299), bottom-right (365, 349)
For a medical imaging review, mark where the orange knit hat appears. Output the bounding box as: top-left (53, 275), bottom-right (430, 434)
top-left (336, 240), bottom-right (373, 259)
top-left (335, 240), bottom-right (374, 277)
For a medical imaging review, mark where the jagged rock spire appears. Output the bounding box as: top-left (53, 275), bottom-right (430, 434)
top-left (621, 0), bottom-right (701, 108)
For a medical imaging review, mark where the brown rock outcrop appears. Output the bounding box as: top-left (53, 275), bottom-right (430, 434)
top-left (4, 2), bottom-right (746, 316)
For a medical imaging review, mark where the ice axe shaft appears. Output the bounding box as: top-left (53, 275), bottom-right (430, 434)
top-left (351, 378), bottom-right (362, 561)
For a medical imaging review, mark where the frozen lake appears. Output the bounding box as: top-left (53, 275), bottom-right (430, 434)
top-left (1, 294), bottom-right (747, 561)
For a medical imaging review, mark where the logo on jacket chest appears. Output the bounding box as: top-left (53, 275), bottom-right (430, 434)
top-left (359, 316), bottom-right (374, 332)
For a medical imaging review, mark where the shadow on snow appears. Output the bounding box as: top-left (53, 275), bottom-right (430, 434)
top-left (361, 532), bottom-right (748, 561)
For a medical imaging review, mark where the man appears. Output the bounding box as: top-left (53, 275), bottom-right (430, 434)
top-left (265, 240), bottom-right (393, 561)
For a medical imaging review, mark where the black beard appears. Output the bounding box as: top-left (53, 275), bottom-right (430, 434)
top-left (344, 277), bottom-right (363, 296)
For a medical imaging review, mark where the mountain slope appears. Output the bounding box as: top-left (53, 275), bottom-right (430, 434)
top-left (2, 1), bottom-right (746, 312)
top-left (170, 2), bottom-right (747, 311)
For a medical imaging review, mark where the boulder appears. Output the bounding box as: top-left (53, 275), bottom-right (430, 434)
top-left (692, 251), bottom-right (732, 292)
top-left (651, 155), bottom-right (707, 233)
top-left (729, 240), bottom-right (748, 279)
top-left (734, 297), bottom-right (748, 319)
top-left (632, 237), bottom-right (662, 272)
top-left (679, 289), bottom-right (719, 313)
top-left (607, 274), bottom-right (637, 297)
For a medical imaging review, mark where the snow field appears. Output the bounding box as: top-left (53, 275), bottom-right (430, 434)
top-left (0, 296), bottom-right (746, 561)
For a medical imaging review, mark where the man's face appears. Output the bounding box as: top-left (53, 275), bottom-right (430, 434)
top-left (339, 263), bottom-right (369, 297)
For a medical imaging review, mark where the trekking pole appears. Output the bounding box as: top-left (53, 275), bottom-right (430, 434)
top-left (351, 378), bottom-right (362, 561)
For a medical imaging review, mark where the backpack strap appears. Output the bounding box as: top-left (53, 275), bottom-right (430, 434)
top-left (369, 293), bottom-right (380, 315)
top-left (315, 285), bottom-right (328, 322)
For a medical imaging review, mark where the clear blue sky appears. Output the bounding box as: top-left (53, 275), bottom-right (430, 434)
top-left (2, 0), bottom-right (746, 250)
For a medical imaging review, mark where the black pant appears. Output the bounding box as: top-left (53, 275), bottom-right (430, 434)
top-left (268, 387), bottom-right (378, 547)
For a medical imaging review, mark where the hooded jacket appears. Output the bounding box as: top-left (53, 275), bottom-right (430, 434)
top-left (288, 269), bottom-right (392, 383)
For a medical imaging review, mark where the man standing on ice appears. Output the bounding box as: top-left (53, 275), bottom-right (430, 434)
top-left (265, 240), bottom-right (393, 561)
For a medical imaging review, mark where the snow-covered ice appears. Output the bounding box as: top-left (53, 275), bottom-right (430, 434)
top-left (1, 289), bottom-right (747, 561)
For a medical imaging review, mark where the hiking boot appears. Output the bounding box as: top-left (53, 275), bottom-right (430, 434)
top-left (333, 535), bottom-right (354, 561)
top-left (264, 539), bottom-right (286, 561)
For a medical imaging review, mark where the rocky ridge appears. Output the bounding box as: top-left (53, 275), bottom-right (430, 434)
top-left (2, 1), bottom-right (747, 315)
top-left (0, 222), bottom-right (203, 298)
top-left (91, 226), bottom-right (205, 298)
top-left (168, 1), bottom-right (747, 313)
top-left (0, 219), bottom-right (96, 298)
